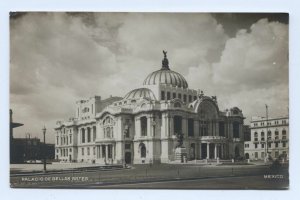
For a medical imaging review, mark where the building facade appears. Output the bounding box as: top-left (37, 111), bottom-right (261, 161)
top-left (244, 116), bottom-right (289, 160)
top-left (54, 52), bottom-right (245, 164)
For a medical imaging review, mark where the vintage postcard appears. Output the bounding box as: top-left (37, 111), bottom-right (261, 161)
top-left (9, 12), bottom-right (289, 189)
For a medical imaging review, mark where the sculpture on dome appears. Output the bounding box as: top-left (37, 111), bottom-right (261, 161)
top-left (162, 50), bottom-right (169, 69)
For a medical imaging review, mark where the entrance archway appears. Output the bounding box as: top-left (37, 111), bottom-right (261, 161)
top-left (125, 152), bottom-right (131, 164)
top-left (235, 146), bottom-right (240, 158)
top-left (139, 143), bottom-right (146, 158)
top-left (190, 143), bottom-right (195, 160)
top-left (245, 153), bottom-right (249, 159)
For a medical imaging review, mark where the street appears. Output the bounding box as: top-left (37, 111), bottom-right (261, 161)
top-left (10, 163), bottom-right (289, 189)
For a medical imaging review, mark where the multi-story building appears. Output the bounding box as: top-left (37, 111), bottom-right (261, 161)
top-left (54, 52), bottom-right (245, 164)
top-left (244, 116), bottom-right (289, 160)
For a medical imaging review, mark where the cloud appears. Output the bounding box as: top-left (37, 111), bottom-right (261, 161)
top-left (10, 13), bottom-right (288, 142)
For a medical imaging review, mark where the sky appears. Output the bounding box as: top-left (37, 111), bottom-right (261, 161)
top-left (10, 12), bottom-right (289, 143)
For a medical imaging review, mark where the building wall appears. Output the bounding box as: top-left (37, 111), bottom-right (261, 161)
top-left (244, 116), bottom-right (289, 160)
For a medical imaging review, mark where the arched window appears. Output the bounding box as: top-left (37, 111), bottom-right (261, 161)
top-left (174, 102), bottom-right (181, 108)
top-left (140, 143), bottom-right (146, 158)
top-left (141, 117), bottom-right (147, 136)
top-left (106, 127), bottom-right (110, 138)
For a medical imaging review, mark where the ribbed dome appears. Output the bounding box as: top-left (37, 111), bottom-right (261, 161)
top-left (124, 88), bottom-right (156, 100)
top-left (143, 69), bottom-right (188, 89)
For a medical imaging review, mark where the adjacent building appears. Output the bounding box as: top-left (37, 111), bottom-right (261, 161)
top-left (54, 52), bottom-right (245, 164)
top-left (244, 116), bottom-right (289, 160)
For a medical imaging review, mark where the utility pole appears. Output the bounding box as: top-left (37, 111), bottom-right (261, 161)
top-left (42, 126), bottom-right (47, 173)
top-left (265, 104), bottom-right (269, 162)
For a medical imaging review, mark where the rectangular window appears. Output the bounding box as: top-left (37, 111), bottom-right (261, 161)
top-left (178, 93), bottom-right (182, 100)
top-left (141, 117), bottom-right (147, 136)
top-left (82, 148), bottom-right (84, 156)
top-left (275, 151), bottom-right (279, 158)
top-left (261, 143), bottom-right (265, 148)
top-left (188, 118), bottom-right (194, 137)
top-left (173, 93), bottom-right (176, 99)
top-left (87, 147), bottom-right (90, 155)
top-left (167, 92), bottom-right (171, 100)
top-left (188, 95), bottom-right (192, 102)
top-left (183, 94), bottom-right (187, 102)
top-left (125, 144), bottom-right (131, 149)
top-left (93, 126), bottom-right (96, 141)
top-left (56, 136), bottom-right (59, 145)
top-left (275, 142), bottom-right (279, 148)
top-left (161, 91), bottom-right (165, 100)
top-left (255, 144), bottom-right (258, 148)
top-left (93, 147), bottom-right (96, 155)
top-left (282, 142), bottom-right (286, 147)
top-left (268, 143), bottom-right (271, 148)
top-left (255, 152), bottom-right (258, 158)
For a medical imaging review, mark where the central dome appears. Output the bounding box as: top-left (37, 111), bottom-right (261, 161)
top-left (143, 50), bottom-right (188, 89)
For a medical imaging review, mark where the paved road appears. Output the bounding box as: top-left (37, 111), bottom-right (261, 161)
top-left (88, 175), bottom-right (289, 189)
top-left (10, 164), bottom-right (288, 189)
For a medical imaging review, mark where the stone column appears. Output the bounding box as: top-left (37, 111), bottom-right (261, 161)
top-left (207, 142), bottom-right (210, 159)
top-left (214, 143), bottom-right (217, 159)
top-left (105, 145), bottom-right (108, 161)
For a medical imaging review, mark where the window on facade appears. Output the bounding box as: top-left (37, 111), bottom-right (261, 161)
top-left (268, 131), bottom-right (271, 137)
top-left (268, 143), bottom-right (271, 148)
top-left (275, 142), bottom-right (279, 148)
top-left (255, 144), bottom-right (258, 148)
top-left (255, 152), bottom-right (258, 158)
top-left (125, 144), bottom-right (131, 149)
top-left (282, 142), bottom-right (286, 147)
top-left (183, 94), bottom-right (187, 102)
top-left (106, 127), bottom-right (111, 138)
top-left (56, 136), bottom-right (59, 145)
top-left (141, 117), bottom-right (147, 136)
top-left (93, 147), bottom-right (96, 155)
top-left (188, 95), bottom-right (192, 102)
top-left (282, 130), bottom-right (287, 135)
top-left (81, 128), bottom-right (85, 143)
top-left (87, 127), bottom-right (91, 142)
top-left (66, 137), bottom-right (68, 145)
top-left (219, 122), bottom-right (225, 137)
top-left (93, 126), bottom-right (96, 141)
top-left (69, 135), bottom-right (72, 144)
top-left (82, 148), bottom-right (84, 155)
top-left (87, 147), bottom-right (90, 155)
top-left (174, 116), bottom-right (182, 135)
top-left (194, 96), bottom-right (197, 101)
top-left (178, 93), bottom-right (182, 100)
top-left (167, 92), bottom-right (171, 100)
top-left (188, 118), bottom-right (194, 137)
top-left (275, 130), bottom-right (279, 136)
top-left (233, 122), bottom-right (239, 138)
top-left (262, 143), bottom-right (265, 148)
top-left (173, 93), bottom-right (176, 99)
top-left (161, 91), bottom-right (165, 100)
top-left (260, 132), bottom-right (264, 137)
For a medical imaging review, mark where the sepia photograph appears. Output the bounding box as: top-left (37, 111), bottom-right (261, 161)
top-left (9, 12), bottom-right (289, 189)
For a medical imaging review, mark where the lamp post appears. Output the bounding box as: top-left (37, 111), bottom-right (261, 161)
top-left (42, 126), bottom-right (47, 173)
top-left (265, 104), bottom-right (269, 162)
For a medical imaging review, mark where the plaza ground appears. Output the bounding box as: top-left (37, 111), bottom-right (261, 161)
top-left (10, 162), bottom-right (289, 189)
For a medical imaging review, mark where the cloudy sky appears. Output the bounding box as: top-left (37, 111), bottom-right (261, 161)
top-left (10, 12), bottom-right (288, 143)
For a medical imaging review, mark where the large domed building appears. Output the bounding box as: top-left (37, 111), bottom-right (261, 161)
top-left (54, 51), bottom-right (245, 164)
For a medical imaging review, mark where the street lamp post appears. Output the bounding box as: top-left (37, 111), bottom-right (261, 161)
top-left (42, 126), bottom-right (47, 173)
top-left (265, 104), bottom-right (269, 162)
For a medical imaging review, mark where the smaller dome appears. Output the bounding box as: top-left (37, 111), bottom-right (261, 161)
top-left (124, 88), bottom-right (156, 100)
